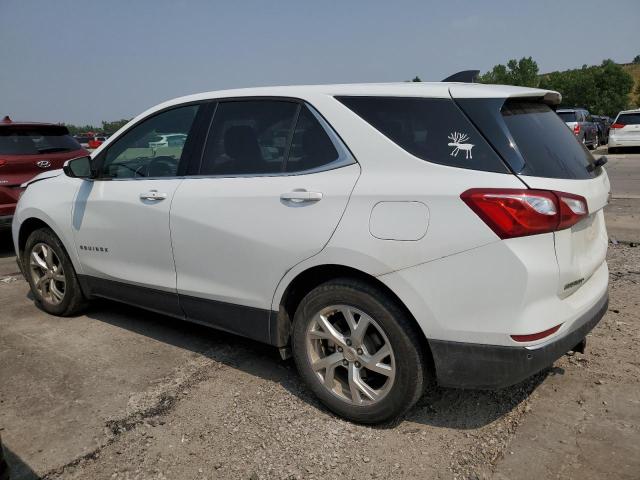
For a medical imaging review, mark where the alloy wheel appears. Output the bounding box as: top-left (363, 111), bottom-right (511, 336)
top-left (305, 304), bottom-right (395, 405)
top-left (29, 242), bottom-right (66, 305)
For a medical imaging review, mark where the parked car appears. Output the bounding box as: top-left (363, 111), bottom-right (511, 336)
top-left (0, 117), bottom-right (88, 228)
top-left (73, 135), bottom-right (92, 148)
top-left (88, 135), bottom-right (108, 150)
top-left (608, 109), bottom-right (640, 153)
top-left (12, 83), bottom-right (609, 423)
top-left (148, 133), bottom-right (187, 149)
top-left (591, 115), bottom-right (611, 145)
top-left (556, 108), bottom-right (599, 149)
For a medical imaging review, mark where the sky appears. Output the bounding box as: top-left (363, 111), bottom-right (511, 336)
top-left (1, 0), bottom-right (637, 125)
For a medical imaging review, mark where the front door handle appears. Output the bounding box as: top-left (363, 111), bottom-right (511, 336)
top-left (280, 190), bottom-right (323, 203)
top-left (140, 190), bottom-right (167, 201)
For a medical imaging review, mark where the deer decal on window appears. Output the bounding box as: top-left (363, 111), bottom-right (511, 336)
top-left (447, 132), bottom-right (474, 159)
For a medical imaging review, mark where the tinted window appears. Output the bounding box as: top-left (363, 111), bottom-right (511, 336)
top-left (336, 96), bottom-right (508, 173)
top-left (556, 111), bottom-right (577, 122)
top-left (616, 113), bottom-right (640, 125)
top-left (286, 106), bottom-right (339, 172)
top-left (101, 105), bottom-right (199, 179)
top-left (502, 101), bottom-right (596, 179)
top-left (0, 125), bottom-right (81, 155)
top-left (200, 101), bottom-right (299, 176)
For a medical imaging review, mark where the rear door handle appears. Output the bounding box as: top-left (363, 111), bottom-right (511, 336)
top-left (280, 190), bottom-right (323, 203)
top-left (140, 190), bottom-right (167, 201)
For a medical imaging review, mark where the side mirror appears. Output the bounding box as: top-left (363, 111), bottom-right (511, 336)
top-left (63, 156), bottom-right (95, 179)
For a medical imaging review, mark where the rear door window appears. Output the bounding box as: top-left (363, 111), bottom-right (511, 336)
top-left (336, 96), bottom-right (508, 173)
top-left (286, 106), bottom-right (340, 172)
top-left (0, 125), bottom-right (81, 155)
top-left (199, 100), bottom-right (299, 176)
top-left (501, 101), bottom-right (596, 179)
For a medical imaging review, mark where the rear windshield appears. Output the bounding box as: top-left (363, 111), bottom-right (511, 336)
top-left (616, 113), bottom-right (640, 125)
top-left (0, 126), bottom-right (81, 155)
top-left (557, 111), bottom-right (577, 122)
top-left (501, 101), bottom-right (596, 179)
top-left (336, 96), bottom-right (508, 173)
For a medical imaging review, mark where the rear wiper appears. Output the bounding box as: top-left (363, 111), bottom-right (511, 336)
top-left (587, 156), bottom-right (607, 172)
top-left (37, 147), bottom-right (71, 153)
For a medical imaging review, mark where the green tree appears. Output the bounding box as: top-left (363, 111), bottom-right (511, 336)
top-left (540, 60), bottom-right (633, 116)
top-left (478, 57), bottom-right (539, 87)
top-left (632, 55), bottom-right (640, 64)
top-left (101, 119), bottom-right (129, 133)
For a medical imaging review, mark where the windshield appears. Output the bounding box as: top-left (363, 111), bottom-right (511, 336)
top-left (557, 111), bottom-right (577, 122)
top-left (0, 126), bottom-right (82, 155)
top-left (616, 113), bottom-right (640, 125)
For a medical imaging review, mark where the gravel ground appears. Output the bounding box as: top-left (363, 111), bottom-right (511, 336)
top-left (11, 245), bottom-right (632, 480)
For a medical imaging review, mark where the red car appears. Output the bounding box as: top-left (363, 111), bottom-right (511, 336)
top-left (0, 116), bottom-right (88, 228)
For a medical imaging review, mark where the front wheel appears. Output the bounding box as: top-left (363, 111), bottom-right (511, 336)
top-left (292, 278), bottom-right (429, 424)
top-left (24, 228), bottom-right (87, 316)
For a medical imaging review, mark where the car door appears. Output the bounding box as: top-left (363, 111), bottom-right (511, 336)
top-left (170, 99), bottom-right (360, 341)
top-left (71, 103), bottom-right (206, 315)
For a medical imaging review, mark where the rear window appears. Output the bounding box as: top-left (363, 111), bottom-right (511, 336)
top-left (501, 101), bottom-right (596, 179)
top-left (616, 113), bottom-right (640, 125)
top-left (0, 126), bottom-right (81, 155)
top-left (557, 111), bottom-right (577, 122)
top-left (336, 96), bottom-right (508, 173)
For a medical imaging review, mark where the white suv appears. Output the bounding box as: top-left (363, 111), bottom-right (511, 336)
top-left (12, 83), bottom-right (610, 423)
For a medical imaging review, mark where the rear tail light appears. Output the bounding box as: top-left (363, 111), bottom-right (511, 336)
top-left (610, 123), bottom-right (624, 129)
top-left (511, 324), bottom-right (562, 342)
top-left (0, 159), bottom-right (6, 167)
top-left (573, 124), bottom-right (580, 135)
top-left (461, 188), bottom-right (588, 239)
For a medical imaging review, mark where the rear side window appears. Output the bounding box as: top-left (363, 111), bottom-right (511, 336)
top-left (0, 125), bottom-right (81, 155)
top-left (616, 113), bottom-right (640, 125)
top-left (557, 111), bottom-right (577, 122)
top-left (286, 106), bottom-right (339, 172)
top-left (336, 96), bottom-right (508, 173)
top-left (501, 101), bottom-right (596, 179)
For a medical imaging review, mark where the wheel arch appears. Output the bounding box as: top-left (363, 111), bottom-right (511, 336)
top-left (271, 263), bottom-right (433, 370)
top-left (17, 215), bottom-right (81, 274)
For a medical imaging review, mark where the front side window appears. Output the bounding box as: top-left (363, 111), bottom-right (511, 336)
top-left (101, 105), bottom-right (199, 179)
top-left (200, 100), bottom-right (299, 175)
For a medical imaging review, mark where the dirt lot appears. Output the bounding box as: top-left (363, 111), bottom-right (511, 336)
top-left (1, 152), bottom-right (639, 480)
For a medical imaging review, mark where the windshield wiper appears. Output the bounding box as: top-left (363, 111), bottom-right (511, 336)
top-left (587, 156), bottom-right (607, 172)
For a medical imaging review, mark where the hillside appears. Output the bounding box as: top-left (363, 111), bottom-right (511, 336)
top-left (621, 63), bottom-right (640, 106)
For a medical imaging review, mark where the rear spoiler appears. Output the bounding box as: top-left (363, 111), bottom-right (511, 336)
top-left (441, 70), bottom-right (480, 83)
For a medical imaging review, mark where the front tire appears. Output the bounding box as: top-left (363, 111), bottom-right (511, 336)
top-left (292, 278), bottom-right (428, 424)
top-left (24, 228), bottom-right (87, 316)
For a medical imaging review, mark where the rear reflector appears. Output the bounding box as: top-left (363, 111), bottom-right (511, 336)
top-left (610, 123), bottom-right (625, 129)
top-left (511, 324), bottom-right (562, 342)
top-left (461, 188), bottom-right (588, 239)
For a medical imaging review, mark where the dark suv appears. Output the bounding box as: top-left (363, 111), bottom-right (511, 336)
top-left (556, 108), bottom-right (599, 149)
top-left (0, 117), bottom-right (88, 228)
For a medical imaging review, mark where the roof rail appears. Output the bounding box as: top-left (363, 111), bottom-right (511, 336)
top-left (441, 70), bottom-right (480, 83)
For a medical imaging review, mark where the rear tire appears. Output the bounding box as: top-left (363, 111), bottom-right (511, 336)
top-left (292, 278), bottom-right (428, 424)
top-left (23, 228), bottom-right (87, 316)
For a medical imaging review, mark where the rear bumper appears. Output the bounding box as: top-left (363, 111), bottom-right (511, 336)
top-left (608, 138), bottom-right (640, 147)
top-left (430, 291), bottom-right (608, 389)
